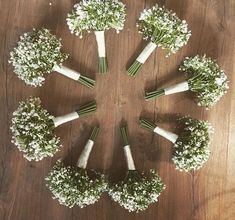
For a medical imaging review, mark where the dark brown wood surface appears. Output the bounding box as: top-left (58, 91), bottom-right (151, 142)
top-left (0, 0), bottom-right (235, 219)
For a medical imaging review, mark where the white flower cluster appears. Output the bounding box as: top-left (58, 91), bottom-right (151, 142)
top-left (45, 160), bottom-right (107, 208)
top-left (138, 5), bottom-right (191, 56)
top-left (9, 28), bottom-right (68, 87)
top-left (11, 97), bottom-right (61, 161)
top-left (180, 55), bottom-right (229, 108)
top-left (173, 117), bottom-right (213, 172)
top-left (67, 0), bottom-right (126, 37)
top-left (108, 170), bottom-right (165, 212)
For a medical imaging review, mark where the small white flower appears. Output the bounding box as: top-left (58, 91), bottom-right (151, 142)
top-left (67, 0), bottom-right (126, 35)
top-left (138, 4), bottom-right (191, 56)
top-left (11, 97), bottom-right (61, 161)
top-left (215, 77), bottom-right (224, 86)
top-left (9, 28), bottom-right (68, 87)
top-left (46, 160), bottom-right (107, 208)
top-left (181, 55), bottom-right (229, 108)
top-left (173, 117), bottom-right (212, 172)
top-left (108, 170), bottom-right (165, 212)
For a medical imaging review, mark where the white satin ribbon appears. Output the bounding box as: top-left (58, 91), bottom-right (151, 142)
top-left (53, 65), bottom-right (81, 81)
top-left (77, 139), bottom-right (94, 169)
top-left (164, 81), bottom-right (189, 95)
top-left (95, 31), bottom-right (106, 57)
top-left (124, 145), bottom-right (136, 170)
top-left (154, 127), bottom-right (178, 143)
top-left (53, 112), bottom-right (79, 128)
top-left (136, 41), bottom-right (157, 64)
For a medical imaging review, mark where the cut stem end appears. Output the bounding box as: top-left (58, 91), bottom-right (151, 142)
top-left (120, 126), bottom-right (129, 146)
top-left (145, 89), bottom-right (165, 101)
top-left (139, 118), bottom-right (156, 132)
top-left (90, 126), bottom-right (100, 142)
top-left (77, 101), bottom-right (97, 118)
top-left (99, 57), bottom-right (108, 74)
top-left (127, 60), bottom-right (142, 76)
top-left (78, 75), bottom-right (95, 89)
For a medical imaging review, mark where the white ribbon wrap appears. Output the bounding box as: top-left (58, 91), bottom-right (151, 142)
top-left (154, 127), bottom-right (178, 144)
top-left (53, 112), bottom-right (79, 128)
top-left (53, 65), bottom-right (81, 81)
top-left (124, 145), bottom-right (136, 170)
top-left (164, 81), bottom-right (189, 95)
top-left (136, 41), bottom-right (157, 64)
top-left (77, 139), bottom-right (94, 169)
top-left (95, 31), bottom-right (106, 57)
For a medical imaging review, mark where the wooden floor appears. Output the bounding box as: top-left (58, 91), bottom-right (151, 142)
top-left (0, 0), bottom-right (235, 219)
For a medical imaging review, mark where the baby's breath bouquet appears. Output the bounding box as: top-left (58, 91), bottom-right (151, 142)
top-left (140, 117), bottom-right (213, 172)
top-left (11, 97), bottom-right (96, 161)
top-left (67, 0), bottom-right (126, 73)
top-left (46, 127), bottom-right (107, 208)
top-left (145, 55), bottom-right (229, 108)
top-left (108, 126), bottom-right (165, 212)
top-left (127, 5), bottom-right (191, 76)
top-left (9, 28), bottom-right (95, 88)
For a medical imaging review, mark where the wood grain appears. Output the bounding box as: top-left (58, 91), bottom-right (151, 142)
top-left (0, 0), bottom-right (235, 219)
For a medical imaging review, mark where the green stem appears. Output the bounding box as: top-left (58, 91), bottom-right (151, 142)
top-left (89, 126), bottom-right (100, 142)
top-left (139, 118), bottom-right (156, 132)
top-left (78, 75), bottom-right (96, 89)
top-left (145, 89), bottom-right (165, 101)
top-left (99, 57), bottom-right (108, 74)
top-left (120, 126), bottom-right (129, 146)
top-left (77, 101), bottom-right (97, 117)
top-left (127, 60), bottom-right (142, 76)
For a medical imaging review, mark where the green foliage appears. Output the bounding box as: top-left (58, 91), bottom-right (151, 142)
top-left (108, 170), bottom-right (165, 212)
top-left (180, 55), bottom-right (229, 108)
top-left (9, 28), bottom-right (68, 86)
top-left (173, 117), bottom-right (213, 172)
top-left (67, 0), bottom-right (126, 37)
top-left (11, 97), bottom-right (60, 161)
top-left (138, 5), bottom-right (191, 55)
top-left (46, 160), bottom-right (107, 208)
top-left (139, 117), bottom-right (213, 172)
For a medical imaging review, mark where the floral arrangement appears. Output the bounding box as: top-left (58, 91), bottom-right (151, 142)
top-left (11, 97), bottom-right (96, 161)
top-left (7, 1), bottom-right (227, 213)
top-left (9, 28), bottom-right (95, 88)
top-left (145, 55), bottom-right (229, 108)
top-left (127, 4), bottom-right (191, 76)
top-left (67, 0), bottom-right (126, 73)
top-left (108, 126), bottom-right (165, 212)
top-left (140, 117), bottom-right (213, 172)
top-left (46, 127), bottom-right (107, 208)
